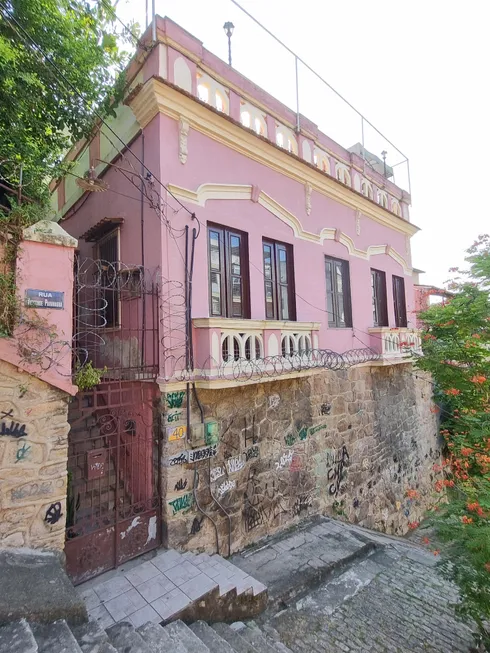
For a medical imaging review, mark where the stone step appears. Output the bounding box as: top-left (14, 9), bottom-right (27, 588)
top-left (0, 620), bottom-right (37, 653)
top-left (244, 623), bottom-right (292, 653)
top-left (163, 620), bottom-right (210, 653)
top-left (189, 620), bottom-right (236, 653)
top-left (211, 623), bottom-right (258, 653)
top-left (71, 619), bottom-right (118, 653)
top-left (137, 622), bottom-right (186, 653)
top-left (32, 620), bottom-right (83, 653)
top-left (106, 622), bottom-right (152, 653)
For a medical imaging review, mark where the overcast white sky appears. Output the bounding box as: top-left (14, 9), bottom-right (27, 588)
top-left (118, 0), bottom-right (490, 287)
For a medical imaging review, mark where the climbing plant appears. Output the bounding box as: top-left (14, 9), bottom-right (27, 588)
top-left (415, 234), bottom-right (490, 647)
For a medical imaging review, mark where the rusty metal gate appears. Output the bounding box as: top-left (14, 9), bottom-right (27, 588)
top-left (65, 257), bottom-right (162, 584)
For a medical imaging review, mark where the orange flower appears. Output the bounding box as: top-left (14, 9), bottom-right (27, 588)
top-left (462, 516), bottom-right (473, 524)
top-left (445, 388), bottom-right (461, 396)
top-left (408, 521), bottom-right (419, 530)
top-left (433, 550), bottom-right (440, 556)
top-left (461, 447), bottom-right (473, 456)
top-left (406, 489), bottom-right (419, 500)
top-left (430, 406), bottom-right (440, 414)
top-left (470, 375), bottom-right (486, 384)
top-left (435, 480), bottom-right (444, 492)
top-left (472, 334), bottom-right (481, 339)
top-left (443, 479), bottom-right (455, 487)
top-left (422, 536), bottom-right (430, 545)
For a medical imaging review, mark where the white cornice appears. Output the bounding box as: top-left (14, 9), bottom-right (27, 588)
top-left (128, 78), bottom-right (418, 239)
top-left (166, 182), bottom-right (413, 276)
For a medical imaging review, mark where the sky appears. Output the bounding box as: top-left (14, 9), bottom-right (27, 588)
top-left (118, 0), bottom-right (490, 287)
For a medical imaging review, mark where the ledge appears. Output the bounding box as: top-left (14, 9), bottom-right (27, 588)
top-left (193, 318), bottom-right (321, 331)
top-left (23, 220), bottom-right (78, 248)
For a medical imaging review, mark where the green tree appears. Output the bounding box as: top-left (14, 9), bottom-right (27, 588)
top-left (416, 234), bottom-right (490, 648)
top-left (0, 0), bottom-right (133, 203)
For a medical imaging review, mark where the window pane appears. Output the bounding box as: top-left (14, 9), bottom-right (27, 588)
top-left (325, 261), bottom-right (333, 293)
top-left (231, 277), bottom-right (242, 316)
top-left (327, 291), bottom-right (335, 324)
top-left (337, 293), bottom-right (345, 325)
top-left (280, 285), bottom-right (289, 320)
top-left (335, 263), bottom-right (343, 293)
top-left (211, 272), bottom-right (221, 315)
top-left (278, 248), bottom-right (287, 283)
top-left (263, 244), bottom-right (273, 280)
top-left (265, 281), bottom-right (274, 319)
top-left (230, 235), bottom-right (241, 275)
top-left (209, 231), bottom-right (220, 270)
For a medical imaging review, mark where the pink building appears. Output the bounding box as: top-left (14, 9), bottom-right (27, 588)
top-left (52, 17), bottom-right (438, 583)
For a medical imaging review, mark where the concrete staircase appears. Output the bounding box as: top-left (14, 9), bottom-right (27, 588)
top-left (81, 549), bottom-right (268, 628)
top-left (0, 617), bottom-right (291, 653)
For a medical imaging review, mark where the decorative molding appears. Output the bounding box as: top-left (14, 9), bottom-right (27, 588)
top-left (305, 182), bottom-right (312, 216)
top-left (166, 181), bottom-right (413, 276)
top-left (355, 210), bottom-right (361, 236)
top-left (178, 117), bottom-right (189, 164)
top-left (129, 79), bottom-right (418, 238)
top-left (193, 318), bottom-right (321, 331)
top-left (251, 184), bottom-right (260, 203)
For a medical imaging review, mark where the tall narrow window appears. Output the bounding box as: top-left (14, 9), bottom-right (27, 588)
top-left (263, 239), bottom-right (296, 321)
top-left (393, 275), bottom-right (407, 327)
top-left (208, 225), bottom-right (249, 318)
top-left (325, 256), bottom-right (352, 328)
top-left (371, 269), bottom-right (388, 327)
top-left (97, 229), bottom-right (119, 328)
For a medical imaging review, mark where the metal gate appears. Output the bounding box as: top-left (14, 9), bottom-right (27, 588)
top-left (65, 258), bottom-right (162, 584)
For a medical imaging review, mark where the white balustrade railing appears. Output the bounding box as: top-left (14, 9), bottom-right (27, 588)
top-left (369, 328), bottom-right (422, 359)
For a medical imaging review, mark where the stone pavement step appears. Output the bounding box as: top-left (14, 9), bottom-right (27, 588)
top-left (32, 620), bottom-right (83, 653)
top-left (211, 622), bottom-right (258, 653)
top-left (137, 622), bottom-right (186, 653)
top-left (106, 622), bottom-right (151, 653)
top-left (72, 619), bottom-right (118, 653)
top-left (0, 620), bottom-right (37, 653)
top-left (0, 549), bottom-right (87, 626)
top-left (189, 620), bottom-right (236, 653)
top-left (231, 516), bottom-right (377, 609)
top-left (164, 620), bottom-right (209, 653)
top-left (238, 623), bottom-right (278, 653)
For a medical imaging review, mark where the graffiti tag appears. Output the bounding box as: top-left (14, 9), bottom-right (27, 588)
top-left (327, 445), bottom-right (350, 497)
top-left (217, 479), bottom-right (236, 498)
top-left (166, 391), bottom-right (185, 409)
top-left (226, 455), bottom-right (245, 474)
top-left (15, 441), bottom-right (31, 463)
top-left (210, 466), bottom-right (225, 482)
top-left (191, 516), bottom-right (204, 535)
top-left (275, 450), bottom-right (293, 470)
top-left (245, 445), bottom-right (259, 462)
top-left (165, 410), bottom-right (183, 424)
top-left (189, 444), bottom-right (218, 463)
top-left (45, 502), bottom-right (63, 525)
top-left (174, 478), bottom-right (188, 492)
top-left (169, 492), bottom-right (193, 515)
top-left (1, 421), bottom-right (28, 438)
top-left (168, 451), bottom-right (188, 466)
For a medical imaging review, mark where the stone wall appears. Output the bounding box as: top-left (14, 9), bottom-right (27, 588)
top-left (0, 360), bottom-right (69, 550)
top-left (162, 363), bottom-right (441, 555)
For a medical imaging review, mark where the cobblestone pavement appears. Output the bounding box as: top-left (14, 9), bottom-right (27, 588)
top-left (261, 524), bottom-right (477, 652)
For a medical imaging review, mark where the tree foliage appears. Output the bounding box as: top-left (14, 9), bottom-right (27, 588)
top-left (416, 234), bottom-right (490, 647)
top-left (0, 0), bottom-right (134, 203)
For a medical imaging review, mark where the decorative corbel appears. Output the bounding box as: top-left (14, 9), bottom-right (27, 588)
top-left (179, 117), bottom-right (190, 165)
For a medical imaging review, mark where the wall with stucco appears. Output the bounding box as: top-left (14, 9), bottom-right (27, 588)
top-left (161, 363), bottom-right (441, 555)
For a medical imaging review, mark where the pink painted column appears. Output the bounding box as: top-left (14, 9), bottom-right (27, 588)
top-left (0, 220), bottom-right (77, 395)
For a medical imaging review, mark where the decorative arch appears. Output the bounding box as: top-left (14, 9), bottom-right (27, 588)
top-left (377, 190), bottom-right (388, 208)
top-left (275, 123), bottom-right (298, 155)
top-left (336, 164), bottom-right (351, 186)
top-left (166, 182), bottom-right (412, 275)
top-left (173, 57), bottom-right (192, 93)
top-left (391, 199), bottom-right (401, 216)
top-left (361, 178), bottom-right (373, 200)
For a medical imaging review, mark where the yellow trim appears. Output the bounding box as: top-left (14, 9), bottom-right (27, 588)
top-left (166, 182), bottom-right (413, 275)
top-left (129, 78), bottom-right (418, 239)
top-left (193, 318), bottom-right (321, 331)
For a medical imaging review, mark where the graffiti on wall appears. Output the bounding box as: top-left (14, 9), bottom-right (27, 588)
top-left (169, 451), bottom-right (188, 466)
top-left (217, 479), bottom-right (236, 498)
top-left (174, 478), bottom-right (188, 492)
top-left (166, 391), bottom-right (185, 409)
top-left (189, 444), bottom-right (218, 463)
top-left (44, 502), bottom-right (63, 525)
top-left (169, 492), bottom-right (193, 515)
top-left (15, 441), bottom-right (31, 463)
top-left (327, 446), bottom-right (350, 497)
top-left (226, 455), bottom-right (245, 474)
top-left (210, 466), bottom-right (225, 482)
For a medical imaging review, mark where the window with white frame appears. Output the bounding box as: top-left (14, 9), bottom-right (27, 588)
top-left (361, 179), bottom-right (373, 200)
top-left (336, 165), bottom-right (351, 186)
top-left (377, 190), bottom-right (388, 208)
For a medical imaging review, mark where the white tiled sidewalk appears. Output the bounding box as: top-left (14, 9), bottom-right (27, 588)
top-left (78, 549), bottom-right (266, 630)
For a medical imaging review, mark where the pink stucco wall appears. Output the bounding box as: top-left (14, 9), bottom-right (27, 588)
top-left (0, 237), bottom-right (77, 395)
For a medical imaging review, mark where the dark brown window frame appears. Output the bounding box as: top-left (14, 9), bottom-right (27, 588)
top-left (207, 223), bottom-right (250, 319)
top-left (262, 238), bottom-right (296, 321)
top-left (96, 228), bottom-right (120, 329)
top-left (393, 275), bottom-right (408, 327)
top-left (371, 268), bottom-right (388, 327)
top-left (325, 255), bottom-right (353, 328)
